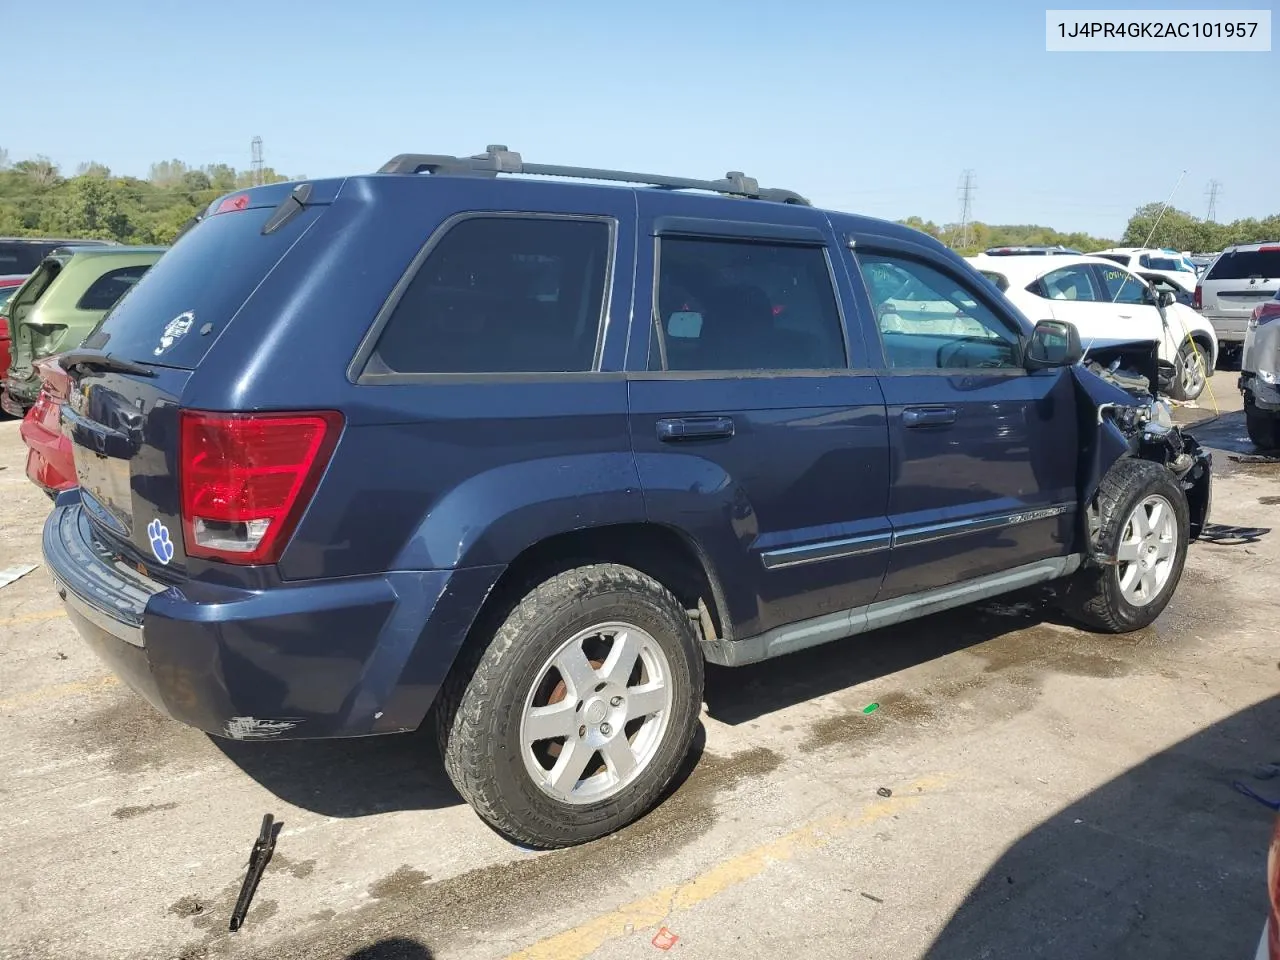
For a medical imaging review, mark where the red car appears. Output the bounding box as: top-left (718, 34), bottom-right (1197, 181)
top-left (20, 356), bottom-right (75, 495)
top-left (0, 274), bottom-right (28, 381)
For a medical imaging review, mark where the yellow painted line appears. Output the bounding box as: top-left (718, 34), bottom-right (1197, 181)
top-left (0, 609), bottom-right (67, 627)
top-left (505, 775), bottom-right (949, 960)
top-left (0, 675), bottom-right (119, 711)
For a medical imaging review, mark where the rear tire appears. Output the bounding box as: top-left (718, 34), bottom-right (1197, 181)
top-left (1058, 458), bottom-right (1189, 633)
top-left (1245, 396), bottom-right (1280, 451)
top-left (435, 563), bottom-right (704, 849)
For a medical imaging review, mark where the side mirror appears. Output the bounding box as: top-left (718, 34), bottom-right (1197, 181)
top-left (1157, 289), bottom-right (1176, 308)
top-left (1025, 319), bottom-right (1082, 370)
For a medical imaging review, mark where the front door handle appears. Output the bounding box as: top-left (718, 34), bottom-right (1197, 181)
top-left (656, 417), bottom-right (735, 441)
top-left (902, 406), bottom-right (957, 428)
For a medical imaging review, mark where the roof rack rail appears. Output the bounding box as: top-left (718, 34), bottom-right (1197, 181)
top-left (377, 145), bottom-right (811, 206)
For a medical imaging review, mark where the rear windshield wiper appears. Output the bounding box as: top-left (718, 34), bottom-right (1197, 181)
top-left (59, 349), bottom-right (156, 377)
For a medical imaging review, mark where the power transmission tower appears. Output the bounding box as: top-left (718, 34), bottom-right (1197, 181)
top-left (251, 136), bottom-right (264, 186)
top-left (954, 170), bottom-right (976, 249)
top-left (1205, 179), bottom-right (1221, 222)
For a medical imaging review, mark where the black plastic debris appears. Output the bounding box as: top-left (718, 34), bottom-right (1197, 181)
top-left (229, 814), bottom-right (278, 932)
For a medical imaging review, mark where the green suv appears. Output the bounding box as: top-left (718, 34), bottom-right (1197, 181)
top-left (1, 246), bottom-right (167, 415)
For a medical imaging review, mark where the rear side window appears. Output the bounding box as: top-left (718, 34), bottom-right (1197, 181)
top-left (367, 216), bottom-right (612, 375)
top-left (75, 265), bottom-right (151, 311)
top-left (653, 237), bottom-right (846, 372)
top-left (1205, 249), bottom-right (1280, 281)
top-left (1041, 265), bottom-right (1102, 301)
top-left (82, 205), bottom-right (322, 369)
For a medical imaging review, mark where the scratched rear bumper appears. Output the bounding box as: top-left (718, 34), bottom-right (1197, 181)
top-left (43, 493), bottom-right (502, 740)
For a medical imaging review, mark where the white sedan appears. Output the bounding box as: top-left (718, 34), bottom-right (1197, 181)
top-left (967, 254), bottom-right (1218, 401)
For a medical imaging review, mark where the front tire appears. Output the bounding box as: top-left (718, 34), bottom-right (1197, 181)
top-left (1059, 458), bottom-right (1189, 633)
top-left (1168, 341), bottom-right (1207, 402)
top-left (435, 563), bottom-right (704, 849)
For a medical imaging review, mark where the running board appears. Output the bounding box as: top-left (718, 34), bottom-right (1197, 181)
top-left (702, 554), bottom-right (1083, 667)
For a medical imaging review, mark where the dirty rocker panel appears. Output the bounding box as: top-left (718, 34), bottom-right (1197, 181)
top-left (707, 554), bottom-right (1083, 666)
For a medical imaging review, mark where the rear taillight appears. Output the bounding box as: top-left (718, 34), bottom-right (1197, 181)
top-left (1192, 284), bottom-right (1202, 309)
top-left (1254, 301), bottom-right (1280, 326)
top-left (0, 316), bottom-right (8, 338)
top-left (178, 410), bottom-right (343, 565)
top-left (28, 388), bottom-right (54, 425)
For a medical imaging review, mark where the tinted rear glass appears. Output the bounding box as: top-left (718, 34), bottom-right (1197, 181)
top-left (82, 206), bottom-right (321, 369)
top-left (76, 264), bottom-right (152, 311)
top-left (1206, 250), bottom-right (1280, 281)
top-left (1139, 255), bottom-right (1183, 271)
top-left (366, 216), bottom-right (612, 375)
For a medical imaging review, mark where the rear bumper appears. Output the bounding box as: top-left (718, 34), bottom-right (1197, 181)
top-left (19, 410), bottom-right (75, 494)
top-left (43, 494), bottom-right (503, 740)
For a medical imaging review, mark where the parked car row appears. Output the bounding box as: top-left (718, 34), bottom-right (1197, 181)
top-left (0, 243), bottom-right (166, 416)
top-left (0, 238), bottom-right (167, 494)
top-left (968, 252), bottom-right (1216, 401)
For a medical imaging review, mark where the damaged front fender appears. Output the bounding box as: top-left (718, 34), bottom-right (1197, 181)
top-left (1070, 363), bottom-right (1213, 546)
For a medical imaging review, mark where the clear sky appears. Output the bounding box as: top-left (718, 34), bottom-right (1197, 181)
top-left (4, 0), bottom-right (1276, 237)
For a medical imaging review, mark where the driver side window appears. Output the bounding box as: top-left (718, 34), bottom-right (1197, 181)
top-left (858, 253), bottom-right (1021, 370)
top-left (1094, 264), bottom-right (1149, 305)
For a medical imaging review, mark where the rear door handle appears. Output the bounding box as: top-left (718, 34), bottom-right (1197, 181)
top-left (902, 406), bottom-right (957, 428)
top-left (656, 417), bottom-right (735, 441)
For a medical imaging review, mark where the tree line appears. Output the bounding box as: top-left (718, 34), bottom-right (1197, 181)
top-left (901, 204), bottom-right (1279, 257)
top-left (0, 147), bottom-right (303, 246)
top-left (2, 147), bottom-right (1277, 255)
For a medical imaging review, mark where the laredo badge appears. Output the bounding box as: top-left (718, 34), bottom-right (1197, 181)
top-left (155, 311), bottom-right (195, 356)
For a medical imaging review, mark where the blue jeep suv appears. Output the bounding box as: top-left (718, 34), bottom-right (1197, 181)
top-left (43, 146), bottom-right (1212, 848)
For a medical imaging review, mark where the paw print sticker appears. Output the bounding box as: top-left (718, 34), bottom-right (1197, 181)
top-left (147, 518), bottom-right (174, 565)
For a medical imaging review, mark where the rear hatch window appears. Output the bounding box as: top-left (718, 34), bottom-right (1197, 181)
top-left (1205, 249), bottom-right (1280, 281)
top-left (81, 202), bottom-right (324, 369)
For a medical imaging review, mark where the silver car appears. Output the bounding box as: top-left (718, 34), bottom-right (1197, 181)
top-left (1196, 242), bottom-right (1280, 364)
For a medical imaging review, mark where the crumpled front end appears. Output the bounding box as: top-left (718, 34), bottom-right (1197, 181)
top-left (1070, 360), bottom-right (1213, 545)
